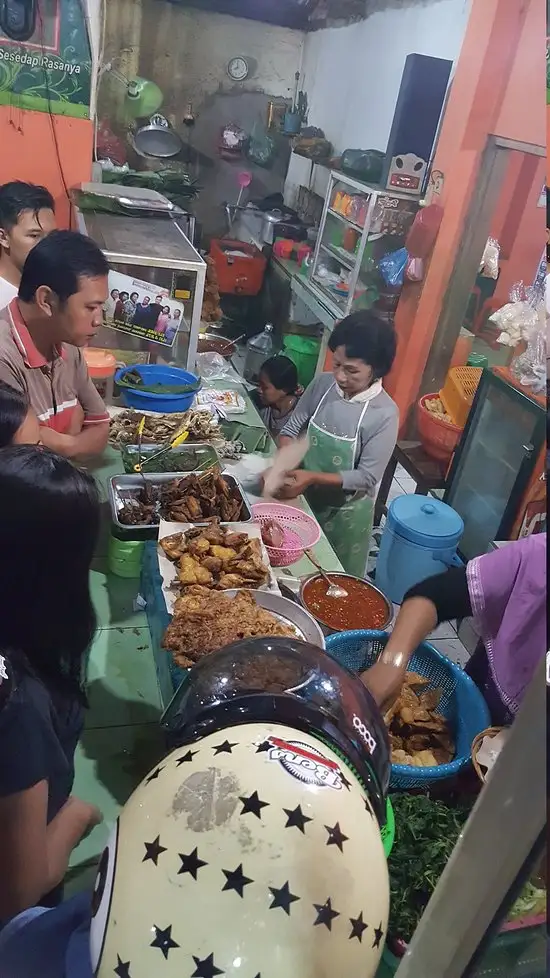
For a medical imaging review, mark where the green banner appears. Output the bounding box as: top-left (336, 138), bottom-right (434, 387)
top-left (0, 0), bottom-right (91, 118)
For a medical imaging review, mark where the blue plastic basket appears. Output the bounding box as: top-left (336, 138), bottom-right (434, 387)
top-left (115, 364), bottom-right (201, 413)
top-left (325, 629), bottom-right (490, 789)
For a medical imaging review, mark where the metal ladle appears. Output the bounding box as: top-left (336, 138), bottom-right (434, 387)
top-left (304, 549), bottom-right (348, 598)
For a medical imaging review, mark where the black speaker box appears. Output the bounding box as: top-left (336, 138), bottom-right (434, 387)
top-left (382, 53), bottom-right (452, 195)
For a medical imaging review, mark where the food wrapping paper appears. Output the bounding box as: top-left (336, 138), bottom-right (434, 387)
top-left (157, 519), bottom-right (280, 614)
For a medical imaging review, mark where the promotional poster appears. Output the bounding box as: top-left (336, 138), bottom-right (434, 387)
top-left (103, 271), bottom-right (186, 349)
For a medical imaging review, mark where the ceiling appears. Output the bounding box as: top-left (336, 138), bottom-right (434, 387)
top-left (161, 0), bottom-right (368, 30)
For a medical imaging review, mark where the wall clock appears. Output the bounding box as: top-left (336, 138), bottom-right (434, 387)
top-left (227, 57), bottom-right (249, 82)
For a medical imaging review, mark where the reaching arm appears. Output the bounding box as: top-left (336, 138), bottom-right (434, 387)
top-left (0, 784), bottom-right (100, 918)
top-left (361, 566), bottom-right (472, 710)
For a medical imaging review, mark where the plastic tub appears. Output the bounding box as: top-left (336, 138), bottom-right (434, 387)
top-left (108, 534), bottom-right (144, 578)
top-left (115, 364), bottom-right (201, 413)
top-left (282, 334), bottom-right (321, 388)
top-left (84, 348), bottom-right (116, 403)
top-left (376, 495), bottom-right (464, 604)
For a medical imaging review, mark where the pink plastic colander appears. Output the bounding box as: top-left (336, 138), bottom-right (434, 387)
top-left (252, 502), bottom-right (321, 567)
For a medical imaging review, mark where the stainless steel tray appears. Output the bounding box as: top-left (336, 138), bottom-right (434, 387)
top-left (223, 589), bottom-right (325, 649)
top-left (120, 442), bottom-right (219, 474)
top-left (109, 471), bottom-right (252, 537)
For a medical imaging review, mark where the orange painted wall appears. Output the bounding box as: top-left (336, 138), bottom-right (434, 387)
top-left (489, 151), bottom-right (545, 307)
top-left (386, 0), bottom-right (545, 428)
top-left (0, 105), bottom-right (93, 228)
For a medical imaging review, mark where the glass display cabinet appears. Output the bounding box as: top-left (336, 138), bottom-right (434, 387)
top-left (307, 171), bottom-right (418, 320)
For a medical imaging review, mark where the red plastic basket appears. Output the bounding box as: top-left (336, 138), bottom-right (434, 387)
top-left (417, 394), bottom-right (462, 462)
top-left (251, 502), bottom-right (321, 567)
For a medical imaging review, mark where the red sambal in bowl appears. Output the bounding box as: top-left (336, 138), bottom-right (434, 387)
top-left (300, 573), bottom-right (393, 634)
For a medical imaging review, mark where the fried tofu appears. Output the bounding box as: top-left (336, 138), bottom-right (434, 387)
top-left (210, 545), bottom-right (237, 563)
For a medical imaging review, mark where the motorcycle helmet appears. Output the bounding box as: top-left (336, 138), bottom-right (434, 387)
top-left (161, 637), bottom-right (390, 825)
top-left (91, 721), bottom-right (389, 978)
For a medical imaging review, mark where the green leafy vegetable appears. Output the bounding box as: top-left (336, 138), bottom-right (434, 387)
top-left (388, 793), bottom-right (471, 942)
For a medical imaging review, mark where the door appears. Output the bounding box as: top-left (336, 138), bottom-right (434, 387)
top-left (444, 371), bottom-right (546, 560)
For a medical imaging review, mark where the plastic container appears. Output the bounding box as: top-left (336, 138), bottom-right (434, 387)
top-left (417, 393), bottom-right (462, 462)
top-left (243, 323), bottom-right (274, 384)
top-left (467, 352), bottom-right (489, 368)
top-left (209, 239), bottom-right (267, 296)
top-left (440, 366), bottom-right (483, 428)
top-left (251, 502), bottom-right (321, 567)
top-left (282, 333), bottom-right (321, 388)
top-left (84, 348), bottom-right (116, 403)
top-left (108, 534), bottom-right (144, 578)
top-left (115, 364), bottom-right (201, 413)
top-left (325, 630), bottom-right (490, 789)
top-left (375, 495), bottom-right (464, 604)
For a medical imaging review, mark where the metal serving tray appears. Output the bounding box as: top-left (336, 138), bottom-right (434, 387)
top-left (109, 471), bottom-right (252, 539)
top-left (120, 442), bottom-right (220, 474)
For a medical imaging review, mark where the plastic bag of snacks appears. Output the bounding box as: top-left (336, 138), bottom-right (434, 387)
top-left (378, 248), bottom-right (408, 287)
top-left (479, 237), bottom-right (500, 279)
top-left (489, 282), bottom-right (540, 347)
top-left (511, 306), bottom-right (546, 393)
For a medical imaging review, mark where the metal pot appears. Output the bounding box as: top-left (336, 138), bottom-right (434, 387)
top-left (261, 209), bottom-right (284, 245)
top-left (298, 572), bottom-right (393, 636)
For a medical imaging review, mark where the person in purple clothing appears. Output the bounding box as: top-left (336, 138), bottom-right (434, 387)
top-left (362, 534), bottom-right (547, 723)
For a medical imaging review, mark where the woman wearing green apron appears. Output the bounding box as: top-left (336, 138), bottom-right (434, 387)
top-left (278, 313), bottom-right (399, 577)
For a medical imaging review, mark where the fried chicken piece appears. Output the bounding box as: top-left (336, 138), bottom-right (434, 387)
top-left (217, 573), bottom-right (246, 589)
top-left (202, 524), bottom-right (225, 545)
top-left (159, 533), bottom-right (186, 561)
top-left (228, 560), bottom-right (268, 582)
top-left (195, 564), bottom-right (214, 585)
top-left (183, 495), bottom-right (203, 520)
top-left (223, 532), bottom-right (249, 548)
top-left (202, 556), bottom-right (223, 574)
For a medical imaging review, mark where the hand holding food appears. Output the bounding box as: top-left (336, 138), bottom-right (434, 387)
top-left (276, 469), bottom-right (313, 500)
top-left (384, 671), bottom-right (454, 767)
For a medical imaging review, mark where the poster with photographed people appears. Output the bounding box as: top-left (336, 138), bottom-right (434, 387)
top-left (103, 271), bottom-right (186, 348)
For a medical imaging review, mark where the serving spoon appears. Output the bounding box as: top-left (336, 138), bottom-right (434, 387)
top-left (304, 549), bottom-right (348, 598)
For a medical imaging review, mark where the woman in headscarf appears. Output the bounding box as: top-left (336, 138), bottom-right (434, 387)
top-left (361, 534), bottom-right (546, 724)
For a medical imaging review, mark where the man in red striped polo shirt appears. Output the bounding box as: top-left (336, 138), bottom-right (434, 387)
top-left (0, 230), bottom-right (110, 458)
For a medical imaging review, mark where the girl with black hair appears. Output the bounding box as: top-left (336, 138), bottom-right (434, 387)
top-left (0, 446), bottom-right (102, 920)
top-left (277, 312), bottom-right (399, 576)
top-left (254, 355), bottom-right (302, 438)
top-left (0, 380), bottom-right (40, 446)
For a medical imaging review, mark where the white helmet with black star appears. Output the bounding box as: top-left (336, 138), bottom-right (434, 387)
top-left (91, 724), bottom-right (388, 977)
top-left (91, 638), bottom-right (390, 977)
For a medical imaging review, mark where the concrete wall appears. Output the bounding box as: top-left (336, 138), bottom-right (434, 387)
top-left (99, 0), bottom-right (304, 238)
top-left (138, 6), bottom-right (303, 116)
top-left (300, 0), bottom-right (471, 154)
